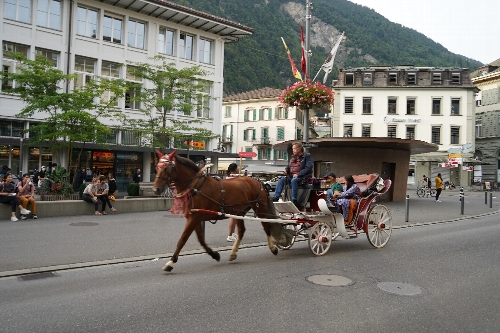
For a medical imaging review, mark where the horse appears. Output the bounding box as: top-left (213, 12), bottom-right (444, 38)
top-left (152, 150), bottom-right (293, 272)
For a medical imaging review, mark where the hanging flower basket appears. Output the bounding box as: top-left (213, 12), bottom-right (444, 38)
top-left (279, 81), bottom-right (334, 109)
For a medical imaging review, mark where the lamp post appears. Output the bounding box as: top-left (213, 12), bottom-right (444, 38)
top-left (303, 0), bottom-right (312, 148)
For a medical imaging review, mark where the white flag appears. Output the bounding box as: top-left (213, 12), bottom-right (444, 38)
top-left (320, 32), bottom-right (345, 83)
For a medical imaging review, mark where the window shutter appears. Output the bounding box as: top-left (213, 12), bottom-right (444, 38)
top-left (252, 129), bottom-right (256, 140)
top-left (284, 152), bottom-right (288, 160)
top-left (268, 108), bottom-right (272, 120)
top-left (243, 130), bottom-right (247, 141)
top-left (230, 125), bottom-right (233, 136)
top-left (267, 149), bottom-right (271, 160)
top-left (275, 107), bottom-right (278, 119)
top-left (258, 108), bottom-right (263, 120)
top-left (244, 110), bottom-right (247, 122)
top-left (253, 109), bottom-right (256, 121)
top-left (285, 108), bottom-right (288, 119)
top-left (257, 149), bottom-right (261, 160)
top-left (273, 149), bottom-right (276, 160)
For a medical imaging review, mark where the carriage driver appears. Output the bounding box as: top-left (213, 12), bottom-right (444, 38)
top-left (272, 142), bottom-right (314, 207)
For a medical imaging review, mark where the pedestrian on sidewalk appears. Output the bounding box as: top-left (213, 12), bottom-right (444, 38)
top-left (17, 173), bottom-right (38, 219)
top-left (435, 173), bottom-right (443, 202)
top-left (0, 174), bottom-right (31, 221)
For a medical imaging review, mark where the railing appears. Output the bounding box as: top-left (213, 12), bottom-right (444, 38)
top-left (253, 137), bottom-right (271, 145)
top-left (221, 135), bottom-right (233, 142)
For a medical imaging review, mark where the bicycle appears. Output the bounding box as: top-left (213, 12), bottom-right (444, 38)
top-left (416, 186), bottom-right (436, 198)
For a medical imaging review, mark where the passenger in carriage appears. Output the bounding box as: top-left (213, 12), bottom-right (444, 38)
top-left (325, 172), bottom-right (343, 207)
top-left (272, 142), bottom-right (313, 207)
top-left (335, 175), bottom-right (361, 224)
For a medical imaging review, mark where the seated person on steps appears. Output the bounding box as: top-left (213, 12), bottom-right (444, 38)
top-left (334, 175), bottom-right (360, 224)
top-left (325, 172), bottom-right (343, 207)
top-left (272, 142), bottom-right (313, 207)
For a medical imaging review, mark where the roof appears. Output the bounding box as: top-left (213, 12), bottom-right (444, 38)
top-left (223, 87), bottom-right (283, 103)
top-left (100, 0), bottom-right (253, 43)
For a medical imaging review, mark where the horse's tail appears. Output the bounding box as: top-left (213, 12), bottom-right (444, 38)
top-left (265, 196), bottom-right (294, 247)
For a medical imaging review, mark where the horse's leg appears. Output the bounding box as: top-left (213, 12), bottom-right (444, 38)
top-left (262, 222), bottom-right (278, 256)
top-left (162, 219), bottom-right (198, 272)
top-left (193, 222), bottom-right (220, 262)
top-left (230, 219), bottom-right (246, 261)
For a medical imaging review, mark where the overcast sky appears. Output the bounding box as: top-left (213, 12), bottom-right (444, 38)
top-left (348, 0), bottom-right (500, 64)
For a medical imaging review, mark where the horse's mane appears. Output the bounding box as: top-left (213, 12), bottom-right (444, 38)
top-left (175, 155), bottom-right (201, 173)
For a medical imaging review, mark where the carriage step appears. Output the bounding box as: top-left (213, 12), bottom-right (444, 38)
top-left (349, 235), bottom-right (358, 239)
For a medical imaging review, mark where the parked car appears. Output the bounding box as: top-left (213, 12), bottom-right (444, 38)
top-left (263, 176), bottom-right (284, 192)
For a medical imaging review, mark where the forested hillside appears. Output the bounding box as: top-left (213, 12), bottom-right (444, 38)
top-left (169, 0), bottom-right (482, 95)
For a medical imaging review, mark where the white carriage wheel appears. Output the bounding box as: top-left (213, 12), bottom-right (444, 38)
top-left (276, 224), bottom-right (297, 250)
top-left (308, 222), bottom-right (333, 256)
top-left (366, 204), bottom-right (392, 248)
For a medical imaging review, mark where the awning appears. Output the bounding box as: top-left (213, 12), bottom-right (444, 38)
top-left (243, 164), bottom-right (285, 174)
top-left (410, 155), bottom-right (490, 165)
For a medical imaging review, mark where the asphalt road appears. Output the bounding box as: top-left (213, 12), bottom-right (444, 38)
top-left (1, 215), bottom-right (499, 333)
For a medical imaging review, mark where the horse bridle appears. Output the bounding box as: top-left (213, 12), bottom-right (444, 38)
top-left (155, 157), bottom-right (205, 188)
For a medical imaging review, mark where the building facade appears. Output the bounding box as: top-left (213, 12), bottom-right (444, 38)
top-left (221, 87), bottom-right (305, 173)
top-left (0, 0), bottom-right (252, 189)
top-left (471, 58), bottom-right (500, 187)
top-left (332, 66), bottom-right (477, 187)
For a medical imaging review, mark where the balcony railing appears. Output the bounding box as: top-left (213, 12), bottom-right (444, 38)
top-left (253, 137), bottom-right (272, 145)
top-left (221, 135), bottom-right (233, 143)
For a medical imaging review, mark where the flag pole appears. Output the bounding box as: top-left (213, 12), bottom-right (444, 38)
top-left (303, 0), bottom-right (312, 149)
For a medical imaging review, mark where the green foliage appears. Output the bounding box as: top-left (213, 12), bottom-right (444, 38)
top-left (35, 167), bottom-right (74, 196)
top-left (127, 183), bottom-right (140, 196)
top-left (167, 0), bottom-right (483, 95)
top-left (125, 55), bottom-right (219, 150)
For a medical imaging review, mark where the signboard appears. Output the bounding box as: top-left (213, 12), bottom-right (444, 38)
top-left (238, 151), bottom-right (257, 158)
top-left (448, 153), bottom-right (462, 165)
top-left (302, 142), bottom-right (318, 148)
top-left (463, 166), bottom-right (473, 171)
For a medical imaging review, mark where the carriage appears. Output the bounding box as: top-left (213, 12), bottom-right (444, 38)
top-left (153, 150), bottom-right (393, 272)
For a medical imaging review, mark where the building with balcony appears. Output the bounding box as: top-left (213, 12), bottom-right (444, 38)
top-left (221, 87), bottom-right (305, 173)
top-left (0, 0), bottom-right (252, 189)
top-left (471, 58), bottom-right (500, 187)
top-left (332, 66), bottom-right (478, 187)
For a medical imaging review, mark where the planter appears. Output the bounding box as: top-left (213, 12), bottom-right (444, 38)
top-left (39, 194), bottom-right (80, 201)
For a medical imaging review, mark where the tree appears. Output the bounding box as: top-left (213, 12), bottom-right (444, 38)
top-left (5, 53), bottom-right (127, 185)
top-left (125, 55), bottom-right (219, 151)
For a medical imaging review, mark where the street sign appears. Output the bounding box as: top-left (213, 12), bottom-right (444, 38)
top-left (447, 148), bottom-right (462, 153)
top-left (238, 151), bottom-right (257, 158)
top-left (302, 142), bottom-right (318, 148)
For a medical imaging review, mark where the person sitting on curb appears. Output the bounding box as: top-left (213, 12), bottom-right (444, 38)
top-left (324, 172), bottom-right (343, 207)
top-left (82, 178), bottom-right (102, 215)
top-left (0, 174), bottom-right (31, 221)
top-left (95, 175), bottom-right (116, 215)
top-left (17, 173), bottom-right (38, 219)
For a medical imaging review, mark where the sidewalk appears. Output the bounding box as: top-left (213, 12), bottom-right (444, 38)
top-left (0, 189), bottom-right (498, 277)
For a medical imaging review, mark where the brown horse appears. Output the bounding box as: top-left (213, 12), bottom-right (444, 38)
top-left (152, 150), bottom-right (292, 272)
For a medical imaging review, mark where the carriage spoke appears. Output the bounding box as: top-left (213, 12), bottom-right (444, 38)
top-left (366, 204), bottom-right (392, 248)
top-left (308, 222), bottom-right (332, 256)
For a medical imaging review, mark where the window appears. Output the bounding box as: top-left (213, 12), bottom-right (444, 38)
top-left (35, 48), bottom-right (59, 67)
top-left (179, 33), bottom-right (194, 60)
top-left (222, 125), bottom-right (232, 142)
top-left (407, 73), bottom-right (416, 85)
top-left (450, 126), bottom-right (460, 144)
top-left (103, 14), bottom-right (122, 44)
top-left (243, 128), bottom-right (256, 141)
top-left (344, 97), bottom-right (353, 113)
top-left (275, 150), bottom-right (286, 160)
top-left (277, 107), bottom-right (288, 119)
top-left (295, 109), bottom-right (303, 124)
top-left (431, 126), bottom-right (441, 144)
top-left (296, 128), bottom-right (302, 140)
top-left (0, 119), bottom-right (23, 137)
top-left (388, 72), bottom-right (397, 85)
top-left (432, 72), bottom-right (441, 85)
top-left (261, 127), bottom-right (269, 140)
top-left (100, 61), bottom-right (121, 106)
top-left (224, 106), bottom-right (231, 117)
top-left (128, 19), bottom-right (145, 49)
top-left (343, 124), bottom-right (352, 137)
top-left (196, 80), bottom-right (212, 118)
top-left (37, 0), bottom-right (61, 30)
top-left (406, 98), bottom-right (416, 115)
top-left (406, 126), bottom-right (415, 140)
top-left (451, 98), bottom-right (460, 115)
top-left (451, 73), bottom-right (461, 84)
top-left (345, 73), bottom-right (354, 85)
top-left (74, 55), bottom-right (96, 89)
top-left (362, 98), bottom-right (371, 114)
top-left (277, 127), bottom-right (285, 141)
top-left (363, 73), bottom-right (372, 85)
top-left (159, 27), bottom-right (174, 56)
top-left (432, 98), bottom-right (441, 115)
top-left (121, 130), bottom-right (141, 145)
top-left (2, 42), bottom-right (29, 91)
top-left (199, 38), bottom-right (212, 64)
top-left (361, 124), bottom-right (371, 137)
top-left (76, 6), bottom-right (98, 38)
top-left (388, 98), bottom-right (397, 114)
top-left (475, 120), bottom-right (482, 137)
top-left (387, 125), bottom-right (397, 138)
top-left (4, 0), bottom-right (31, 23)
top-left (125, 66), bottom-right (141, 110)
top-left (258, 148), bottom-right (271, 160)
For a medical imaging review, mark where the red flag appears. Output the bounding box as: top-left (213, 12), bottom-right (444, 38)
top-left (300, 25), bottom-right (307, 79)
top-left (281, 37), bottom-right (302, 80)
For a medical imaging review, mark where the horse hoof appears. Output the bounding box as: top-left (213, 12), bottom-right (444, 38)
top-left (211, 251), bottom-right (221, 262)
top-left (162, 264), bottom-right (173, 272)
top-left (271, 248), bottom-right (278, 256)
top-left (229, 254), bottom-right (237, 261)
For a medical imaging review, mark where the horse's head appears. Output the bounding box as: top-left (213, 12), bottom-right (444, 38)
top-left (152, 149), bottom-right (177, 195)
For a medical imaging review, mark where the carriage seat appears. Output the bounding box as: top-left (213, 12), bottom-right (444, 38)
top-left (336, 173), bottom-right (381, 198)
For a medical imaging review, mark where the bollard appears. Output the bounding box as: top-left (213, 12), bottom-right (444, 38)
top-left (405, 194), bottom-right (409, 222)
top-left (460, 186), bottom-right (464, 215)
top-left (485, 191), bottom-right (488, 205)
top-left (490, 192), bottom-right (493, 209)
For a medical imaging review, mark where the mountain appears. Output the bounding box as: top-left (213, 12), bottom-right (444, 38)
top-left (168, 0), bottom-right (483, 95)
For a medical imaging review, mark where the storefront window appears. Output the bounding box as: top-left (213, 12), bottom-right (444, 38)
top-left (115, 152), bottom-right (142, 191)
